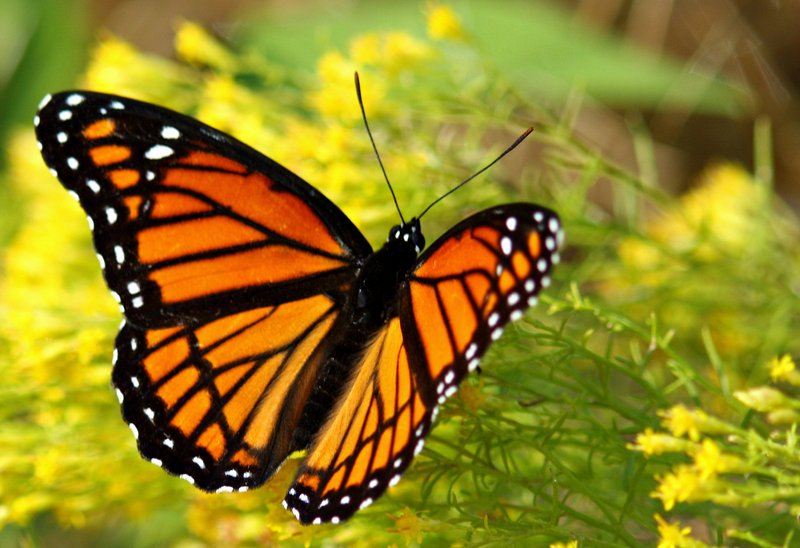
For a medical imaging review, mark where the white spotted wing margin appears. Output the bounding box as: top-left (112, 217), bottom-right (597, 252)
top-left (284, 204), bottom-right (562, 525)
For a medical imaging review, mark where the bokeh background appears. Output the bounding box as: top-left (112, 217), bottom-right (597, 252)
top-left (2, 0), bottom-right (800, 546)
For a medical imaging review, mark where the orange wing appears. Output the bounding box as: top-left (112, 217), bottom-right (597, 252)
top-left (285, 317), bottom-right (432, 524)
top-left (113, 293), bottom-right (348, 491)
top-left (35, 91), bottom-right (371, 327)
top-left (285, 204), bottom-right (562, 524)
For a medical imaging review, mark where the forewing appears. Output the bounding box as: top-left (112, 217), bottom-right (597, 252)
top-left (404, 203), bottom-right (563, 403)
top-left (35, 91), bottom-right (372, 326)
top-left (113, 293), bottom-right (347, 492)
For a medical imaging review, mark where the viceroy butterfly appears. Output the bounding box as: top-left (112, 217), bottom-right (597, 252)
top-left (34, 76), bottom-right (562, 525)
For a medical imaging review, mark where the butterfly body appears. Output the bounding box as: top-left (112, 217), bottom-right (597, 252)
top-left (35, 90), bottom-right (562, 524)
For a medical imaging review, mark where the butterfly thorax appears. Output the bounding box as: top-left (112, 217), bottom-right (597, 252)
top-left (351, 218), bottom-right (425, 331)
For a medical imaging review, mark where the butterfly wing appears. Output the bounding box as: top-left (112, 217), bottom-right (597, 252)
top-left (284, 203), bottom-right (562, 523)
top-left (35, 91), bottom-right (372, 491)
top-left (35, 91), bottom-right (371, 325)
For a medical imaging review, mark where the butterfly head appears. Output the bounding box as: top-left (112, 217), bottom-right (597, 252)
top-left (388, 218), bottom-right (425, 255)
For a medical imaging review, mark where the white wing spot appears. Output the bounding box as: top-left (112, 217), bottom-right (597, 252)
top-left (331, 517), bottom-right (340, 524)
top-left (468, 358), bottom-right (480, 372)
top-left (549, 217), bottom-right (560, 233)
top-left (110, 101), bottom-right (124, 110)
top-left (130, 337), bottom-right (138, 351)
top-left (192, 456), bottom-right (206, 469)
top-left (340, 495), bottom-right (350, 505)
top-left (291, 508), bottom-right (300, 520)
top-left (312, 517), bottom-right (321, 525)
top-left (145, 145), bottom-right (174, 160)
top-left (96, 253), bottom-right (105, 270)
top-left (37, 141), bottom-right (43, 151)
top-left (112, 348), bottom-right (118, 364)
top-left (525, 279), bottom-right (536, 293)
top-left (57, 132), bottom-right (68, 144)
top-left (243, 472), bottom-right (252, 478)
top-left (414, 439), bottom-right (425, 456)
top-left (389, 475), bottom-right (401, 487)
top-left (66, 94), bottom-right (85, 106)
top-left (359, 498), bottom-right (373, 510)
top-left (115, 388), bottom-right (124, 403)
top-left (86, 179), bottom-right (100, 193)
top-left (465, 343), bottom-right (477, 360)
top-left (238, 486), bottom-right (249, 492)
top-left (86, 216), bottom-right (94, 231)
top-left (444, 370), bottom-right (455, 384)
top-left (163, 437), bottom-right (174, 448)
top-left (110, 290), bottom-right (121, 303)
top-left (129, 423), bottom-right (139, 439)
top-left (131, 296), bottom-right (144, 308)
top-left (67, 157), bottom-right (79, 169)
top-left (444, 385), bottom-right (457, 398)
top-left (508, 292), bottom-right (520, 306)
top-left (161, 126), bottom-right (180, 139)
top-left (216, 486), bottom-right (234, 493)
top-left (436, 381), bottom-right (445, 395)
top-left (58, 110), bottom-right (72, 121)
top-left (545, 236), bottom-right (556, 251)
top-left (150, 458), bottom-right (163, 467)
top-left (130, 376), bottom-right (140, 388)
top-left (127, 281), bottom-right (141, 294)
top-left (510, 310), bottom-right (523, 321)
top-left (105, 207), bottom-right (118, 224)
top-left (501, 236), bottom-right (512, 255)
top-left (506, 217), bottom-right (518, 231)
top-left (534, 211), bottom-right (544, 222)
top-left (491, 327), bottom-right (504, 341)
top-left (393, 458), bottom-right (402, 468)
top-left (33, 115), bottom-right (40, 127)
top-left (179, 474), bottom-right (195, 485)
top-left (369, 478), bottom-right (379, 489)
top-left (38, 94), bottom-right (52, 109)
top-left (488, 312), bottom-right (500, 327)
top-left (320, 498), bottom-right (329, 508)
top-left (49, 168), bottom-right (58, 177)
top-left (67, 190), bottom-right (79, 202)
top-left (542, 276), bottom-right (551, 288)
top-left (527, 296), bottom-right (539, 307)
top-left (114, 245), bottom-right (125, 264)
top-left (144, 408), bottom-right (155, 421)
top-left (537, 258), bottom-right (548, 272)
top-left (432, 406), bottom-right (440, 421)
top-left (299, 493), bottom-right (310, 503)
top-left (225, 469), bottom-right (239, 477)
top-left (146, 170), bottom-right (156, 181)
top-left (281, 500), bottom-right (288, 509)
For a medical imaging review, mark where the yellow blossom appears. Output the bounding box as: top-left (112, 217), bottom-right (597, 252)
top-left (629, 428), bottom-right (693, 456)
top-left (383, 32), bottom-right (433, 73)
top-left (175, 21), bottom-right (235, 70)
top-left (351, 33), bottom-right (383, 65)
top-left (652, 465), bottom-right (703, 510)
top-left (660, 405), bottom-right (706, 442)
top-left (654, 514), bottom-right (704, 548)
top-left (691, 439), bottom-right (744, 480)
top-left (550, 541), bottom-right (578, 548)
top-left (387, 507), bottom-right (423, 544)
top-left (769, 354), bottom-right (799, 384)
top-left (426, 3), bottom-right (467, 41)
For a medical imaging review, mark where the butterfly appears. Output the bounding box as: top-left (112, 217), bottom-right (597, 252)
top-left (34, 82), bottom-right (562, 525)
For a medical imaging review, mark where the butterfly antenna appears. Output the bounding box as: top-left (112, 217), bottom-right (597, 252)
top-left (355, 72), bottom-right (405, 225)
top-left (417, 127), bottom-right (534, 220)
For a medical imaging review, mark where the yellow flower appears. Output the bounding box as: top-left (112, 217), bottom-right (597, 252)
top-left (387, 507), bottom-right (423, 544)
top-left (769, 354), bottom-right (798, 383)
top-left (654, 514), bottom-right (703, 548)
top-left (660, 405), bottom-right (706, 442)
top-left (175, 20), bottom-right (235, 70)
top-left (629, 428), bottom-right (692, 456)
top-left (652, 465), bottom-right (702, 511)
top-left (550, 541), bottom-right (578, 548)
top-left (383, 32), bottom-right (433, 73)
top-left (691, 439), bottom-right (744, 480)
top-left (426, 3), bottom-right (466, 41)
top-left (351, 33), bottom-right (383, 65)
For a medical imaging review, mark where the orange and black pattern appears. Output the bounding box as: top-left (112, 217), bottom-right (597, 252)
top-left (35, 90), bottom-right (562, 525)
